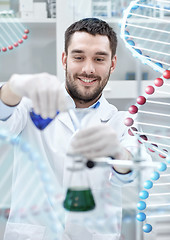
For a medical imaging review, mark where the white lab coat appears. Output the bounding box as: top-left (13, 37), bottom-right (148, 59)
top-left (0, 92), bottom-right (139, 240)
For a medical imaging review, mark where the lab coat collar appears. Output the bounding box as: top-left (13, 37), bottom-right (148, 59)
top-left (57, 85), bottom-right (118, 132)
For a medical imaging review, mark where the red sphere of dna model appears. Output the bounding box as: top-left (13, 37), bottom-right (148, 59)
top-left (154, 78), bottom-right (164, 87)
top-left (163, 70), bottom-right (170, 79)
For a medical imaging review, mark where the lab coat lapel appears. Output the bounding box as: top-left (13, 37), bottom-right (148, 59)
top-left (57, 111), bottom-right (75, 133)
top-left (96, 95), bottom-right (118, 123)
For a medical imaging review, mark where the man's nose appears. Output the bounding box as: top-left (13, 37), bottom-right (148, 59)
top-left (82, 60), bottom-right (95, 74)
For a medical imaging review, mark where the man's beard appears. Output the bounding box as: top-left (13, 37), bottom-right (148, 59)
top-left (65, 68), bottom-right (111, 104)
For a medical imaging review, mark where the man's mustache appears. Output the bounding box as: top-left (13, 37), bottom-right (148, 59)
top-left (75, 73), bottom-right (101, 80)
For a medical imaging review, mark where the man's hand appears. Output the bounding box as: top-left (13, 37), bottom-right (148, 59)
top-left (9, 73), bottom-right (67, 119)
top-left (68, 124), bottom-right (132, 174)
top-left (68, 124), bottom-right (130, 159)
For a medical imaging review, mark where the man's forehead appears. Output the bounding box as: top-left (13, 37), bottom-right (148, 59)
top-left (68, 32), bottom-right (111, 53)
top-left (70, 31), bottom-right (109, 42)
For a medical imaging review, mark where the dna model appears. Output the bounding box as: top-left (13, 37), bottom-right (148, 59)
top-left (0, 10), bottom-right (29, 52)
top-left (0, 128), bottom-right (65, 239)
top-left (0, 11), bottom-right (65, 240)
top-left (121, 0), bottom-right (170, 235)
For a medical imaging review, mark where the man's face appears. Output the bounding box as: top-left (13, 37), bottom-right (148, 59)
top-left (62, 32), bottom-right (116, 107)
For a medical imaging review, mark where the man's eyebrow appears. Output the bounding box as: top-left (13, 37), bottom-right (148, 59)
top-left (71, 49), bottom-right (84, 54)
top-left (95, 51), bottom-right (109, 56)
top-left (70, 50), bottom-right (109, 56)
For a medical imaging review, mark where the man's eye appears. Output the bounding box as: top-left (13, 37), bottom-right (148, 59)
top-left (96, 58), bottom-right (104, 62)
top-left (74, 56), bottom-right (83, 60)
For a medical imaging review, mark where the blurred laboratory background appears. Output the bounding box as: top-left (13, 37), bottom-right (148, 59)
top-left (0, 1), bottom-right (170, 240)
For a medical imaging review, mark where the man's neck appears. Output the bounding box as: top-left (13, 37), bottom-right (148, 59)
top-left (74, 95), bottom-right (101, 108)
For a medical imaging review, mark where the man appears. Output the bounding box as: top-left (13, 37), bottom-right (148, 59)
top-left (0, 18), bottom-right (138, 240)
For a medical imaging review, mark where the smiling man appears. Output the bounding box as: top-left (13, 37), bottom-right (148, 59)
top-left (0, 18), bottom-right (140, 240)
top-left (63, 31), bottom-right (116, 108)
top-left (63, 19), bottom-right (117, 109)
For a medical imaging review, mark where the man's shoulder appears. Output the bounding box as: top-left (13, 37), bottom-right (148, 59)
top-left (99, 95), bottom-right (118, 112)
top-left (98, 95), bottom-right (129, 124)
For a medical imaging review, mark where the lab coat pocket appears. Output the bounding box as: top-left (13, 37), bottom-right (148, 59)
top-left (4, 222), bottom-right (46, 240)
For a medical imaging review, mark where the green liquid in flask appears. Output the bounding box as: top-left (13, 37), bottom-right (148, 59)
top-left (63, 188), bottom-right (95, 212)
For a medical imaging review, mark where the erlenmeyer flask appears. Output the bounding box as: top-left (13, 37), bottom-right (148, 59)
top-left (63, 159), bottom-right (95, 212)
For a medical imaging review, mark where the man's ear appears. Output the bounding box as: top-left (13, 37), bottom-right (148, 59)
top-left (110, 55), bottom-right (117, 73)
top-left (62, 52), bottom-right (67, 70)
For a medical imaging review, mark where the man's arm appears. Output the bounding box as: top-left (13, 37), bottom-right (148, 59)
top-left (0, 73), bottom-right (67, 119)
top-left (0, 83), bottom-right (21, 121)
top-left (0, 82), bottom-right (21, 106)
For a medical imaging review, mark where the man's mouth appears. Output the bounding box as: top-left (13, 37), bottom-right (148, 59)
top-left (78, 77), bottom-right (97, 83)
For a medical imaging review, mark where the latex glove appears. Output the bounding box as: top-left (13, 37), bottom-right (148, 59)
top-left (9, 73), bottom-right (67, 119)
top-left (68, 124), bottom-right (129, 160)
